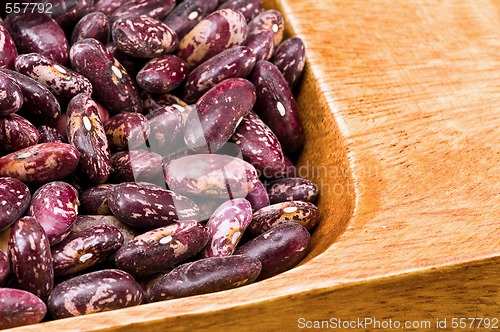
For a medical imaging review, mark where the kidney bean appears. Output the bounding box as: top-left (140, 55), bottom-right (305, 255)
top-left (8, 216), bottom-right (54, 300)
top-left (79, 184), bottom-right (114, 215)
top-left (178, 9), bottom-right (248, 68)
top-left (0, 22), bottom-right (18, 69)
top-left (165, 153), bottom-right (260, 199)
top-left (184, 78), bottom-right (255, 153)
top-left (115, 220), bottom-right (208, 277)
top-left (272, 37), bottom-right (306, 89)
top-left (0, 70), bottom-right (23, 116)
top-left (108, 182), bottom-right (199, 229)
top-left (109, 0), bottom-right (176, 24)
top-left (37, 125), bottom-right (66, 143)
top-left (14, 53), bottom-right (93, 107)
top-left (247, 9), bottom-right (284, 47)
top-left (217, 0), bottom-right (264, 22)
top-left (137, 55), bottom-right (188, 93)
top-left (267, 177), bottom-right (318, 204)
top-left (163, 0), bottom-right (218, 40)
top-left (49, 0), bottom-right (94, 30)
top-left (70, 38), bottom-right (143, 114)
top-left (93, 0), bottom-right (129, 16)
top-left (4, 12), bottom-right (69, 64)
top-left (71, 12), bottom-right (111, 45)
top-left (235, 222), bottom-right (310, 280)
top-left (47, 269), bottom-right (143, 319)
top-left (245, 179), bottom-right (270, 211)
top-left (0, 288), bottom-right (47, 329)
top-left (52, 225), bottom-right (124, 276)
top-left (248, 201), bottom-right (320, 236)
top-left (0, 250), bottom-right (9, 286)
top-left (149, 255), bottom-right (261, 302)
top-left (72, 215), bottom-right (140, 245)
top-left (143, 92), bottom-right (192, 118)
top-left (105, 42), bottom-right (144, 77)
top-left (0, 177), bottom-right (30, 232)
top-left (244, 29), bottom-right (275, 61)
top-left (0, 114), bottom-right (38, 152)
top-left (104, 112), bottom-right (150, 151)
top-left (110, 150), bottom-right (164, 183)
top-left (145, 105), bottom-right (183, 156)
top-left (251, 60), bottom-right (305, 154)
top-left (0, 142), bottom-right (80, 185)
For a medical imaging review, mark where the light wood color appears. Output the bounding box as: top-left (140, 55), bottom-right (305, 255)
top-left (7, 0), bottom-right (500, 330)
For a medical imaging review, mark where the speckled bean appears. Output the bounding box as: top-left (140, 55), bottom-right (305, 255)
top-left (4, 12), bottom-right (69, 64)
top-left (163, 0), bottom-right (218, 40)
top-left (248, 201), bottom-right (320, 236)
top-left (0, 177), bottom-right (30, 232)
top-left (184, 78), bottom-right (256, 153)
top-left (245, 179), bottom-right (270, 211)
top-left (0, 70), bottom-right (23, 116)
top-left (52, 225), bottom-right (124, 276)
top-left (49, 0), bottom-right (94, 30)
top-left (217, 0), bottom-right (263, 22)
top-left (247, 9), bottom-right (284, 46)
top-left (267, 177), bottom-right (318, 204)
top-left (137, 55), bottom-right (188, 93)
top-left (72, 215), bottom-right (140, 245)
top-left (234, 222), bottom-right (310, 280)
top-left (178, 8), bottom-right (248, 68)
top-left (115, 220), bottom-right (208, 277)
top-left (105, 42), bottom-right (144, 78)
top-left (110, 150), bottom-right (164, 183)
top-left (0, 250), bottom-right (9, 286)
top-left (109, 0), bottom-right (176, 24)
top-left (0, 288), bottom-right (47, 329)
top-left (0, 22), bottom-right (18, 69)
top-left (251, 60), bottom-right (305, 154)
top-left (272, 37), bottom-right (306, 88)
top-left (108, 182), bottom-right (199, 229)
top-left (47, 269), bottom-right (143, 319)
top-left (149, 255), bottom-right (261, 301)
top-left (8, 216), bottom-right (54, 300)
top-left (79, 184), bottom-right (114, 215)
top-left (37, 125), bottom-right (66, 143)
top-left (143, 93), bottom-right (192, 119)
top-left (0, 114), bottom-right (39, 152)
top-left (244, 29), bottom-right (275, 61)
top-left (104, 112), bottom-right (150, 150)
top-left (145, 105), bottom-right (183, 156)
top-left (70, 38), bottom-right (143, 114)
top-left (0, 142), bottom-right (80, 185)
top-left (71, 12), bottom-right (111, 45)
top-left (93, 0), bottom-right (129, 16)
top-left (200, 198), bottom-right (252, 258)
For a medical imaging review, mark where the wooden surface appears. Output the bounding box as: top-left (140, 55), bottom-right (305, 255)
top-left (8, 0), bottom-right (500, 331)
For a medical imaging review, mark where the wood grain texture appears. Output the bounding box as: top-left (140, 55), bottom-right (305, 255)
top-left (6, 0), bottom-right (500, 331)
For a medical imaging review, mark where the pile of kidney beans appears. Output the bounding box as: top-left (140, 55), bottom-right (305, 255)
top-left (0, 0), bottom-right (321, 328)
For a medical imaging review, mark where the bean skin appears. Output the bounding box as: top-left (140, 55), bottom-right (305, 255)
top-left (71, 12), bottom-right (111, 45)
top-left (37, 125), bottom-right (66, 143)
top-left (104, 112), bottom-right (150, 151)
top-left (93, 0), bottom-right (129, 16)
top-left (0, 177), bottom-right (30, 232)
top-left (109, 0), bottom-right (176, 24)
top-left (267, 177), bottom-right (319, 204)
top-left (0, 250), bottom-right (9, 286)
top-left (0, 70), bottom-right (23, 116)
top-left (145, 105), bottom-right (184, 157)
top-left (49, 0), bottom-right (95, 30)
top-left (72, 215), bottom-right (140, 245)
top-left (0, 114), bottom-right (39, 152)
top-left (163, 0), bottom-right (218, 40)
top-left (245, 179), bottom-right (270, 211)
top-left (0, 288), bottom-right (47, 329)
top-left (272, 37), bottom-right (306, 89)
top-left (216, 0), bottom-right (264, 22)
top-left (136, 55), bottom-right (188, 94)
top-left (0, 22), bottom-right (18, 70)
top-left (244, 29), bottom-right (275, 61)
top-left (247, 9), bottom-right (284, 47)
top-left (110, 150), bottom-right (165, 183)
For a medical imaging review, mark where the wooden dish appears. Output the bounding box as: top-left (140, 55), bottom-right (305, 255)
top-left (7, 0), bottom-right (500, 330)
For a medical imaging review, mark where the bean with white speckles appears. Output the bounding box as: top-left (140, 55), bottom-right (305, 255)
top-left (8, 216), bottom-right (54, 300)
top-left (71, 12), bottom-right (111, 45)
top-left (137, 55), bottom-right (188, 93)
top-left (200, 198), bottom-right (252, 258)
top-left (148, 255), bottom-right (261, 302)
top-left (145, 106), bottom-right (184, 157)
top-left (178, 9), bottom-right (248, 68)
top-left (93, 0), bottom-right (129, 16)
top-left (271, 37), bottom-right (306, 89)
top-left (0, 114), bottom-right (39, 152)
top-left (0, 142), bottom-right (80, 185)
top-left (14, 53), bottom-right (93, 107)
top-left (217, 0), bottom-right (264, 22)
top-left (234, 222), bottom-right (310, 280)
top-left (115, 220), bottom-right (208, 277)
top-left (245, 179), bottom-right (270, 211)
top-left (0, 250), bottom-right (8, 286)
top-left (52, 225), bottom-right (124, 276)
top-left (67, 93), bottom-right (111, 184)
top-left (80, 184), bottom-right (115, 215)
top-left (247, 9), bottom-right (284, 47)
top-left (142, 93), bottom-right (192, 121)
top-left (0, 288), bottom-right (47, 329)
top-left (109, 0), bottom-right (176, 24)
top-left (268, 177), bottom-right (319, 204)
top-left (110, 150), bottom-right (164, 183)
top-left (0, 23), bottom-right (18, 69)
top-left (0, 70), bottom-right (23, 116)
top-left (70, 38), bottom-right (143, 114)
top-left (184, 78), bottom-right (255, 153)
top-left (244, 29), bottom-right (275, 61)
top-left (108, 182), bottom-right (199, 229)
top-left (47, 269), bottom-right (143, 319)
top-left (72, 215), bottom-right (140, 245)
top-left (182, 46), bottom-right (256, 104)
top-left (105, 42), bottom-right (144, 78)
top-left (250, 60), bottom-right (304, 154)
top-left (248, 201), bottom-right (320, 236)
top-left (28, 181), bottom-right (80, 245)
top-left (49, 0), bottom-right (95, 31)
top-left (104, 112), bottom-right (150, 151)
top-left (163, 0), bottom-right (218, 40)
top-left (37, 125), bottom-right (66, 143)
top-left (0, 177), bottom-right (30, 232)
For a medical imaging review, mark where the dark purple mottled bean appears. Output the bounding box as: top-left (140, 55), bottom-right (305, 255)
top-left (145, 106), bottom-right (183, 156)
top-left (79, 184), bottom-right (115, 215)
top-left (72, 215), bottom-right (140, 244)
top-left (0, 23), bottom-right (18, 69)
top-left (8, 216), bottom-right (54, 300)
top-left (37, 125), bottom-right (66, 143)
top-left (67, 93), bottom-right (111, 184)
top-left (49, 0), bottom-right (94, 30)
top-left (108, 182), bottom-right (199, 229)
top-left (106, 42), bottom-right (144, 78)
top-left (0, 250), bottom-right (9, 286)
top-left (217, 0), bottom-right (263, 22)
top-left (112, 16), bottom-right (178, 58)
top-left (149, 255), bottom-right (261, 302)
top-left (0, 177), bottom-right (30, 232)
top-left (0, 70), bottom-right (23, 116)
top-left (163, 0), bottom-right (218, 40)
top-left (0, 142), bottom-right (80, 185)
top-left (272, 37), bottom-right (306, 89)
top-left (245, 179), bottom-right (270, 211)
top-left (93, 0), bottom-right (129, 16)
top-left (0, 114), bottom-right (39, 152)
top-left (4, 12), bottom-right (69, 64)
top-left (247, 9), bottom-right (284, 47)
top-left (184, 78), bottom-right (255, 153)
top-left (0, 288), bottom-right (47, 329)
top-left (248, 201), bottom-right (320, 236)
top-left (71, 12), bottom-right (111, 45)
top-left (115, 220), bottom-right (208, 277)
top-left (234, 222), bottom-right (310, 280)
top-left (52, 225), bottom-right (124, 276)
top-left (70, 38), bottom-right (143, 114)
top-left (244, 29), bottom-right (274, 61)
top-left (1, 69), bottom-right (61, 126)
top-left (200, 198), bottom-right (252, 258)
top-left (165, 154), bottom-right (260, 199)
top-left (143, 92), bottom-right (192, 118)
top-left (268, 177), bottom-right (318, 204)
top-left (104, 112), bottom-right (150, 151)
top-left (14, 53), bottom-right (93, 107)
top-left (231, 111), bottom-right (286, 177)
top-left (110, 150), bottom-right (164, 183)
top-left (178, 9), bottom-right (248, 68)
top-left (109, 0), bottom-right (176, 24)
top-left (182, 46), bottom-right (256, 104)
top-left (137, 55), bottom-right (188, 93)
top-left (47, 269), bottom-right (143, 319)
top-left (251, 60), bottom-right (304, 154)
